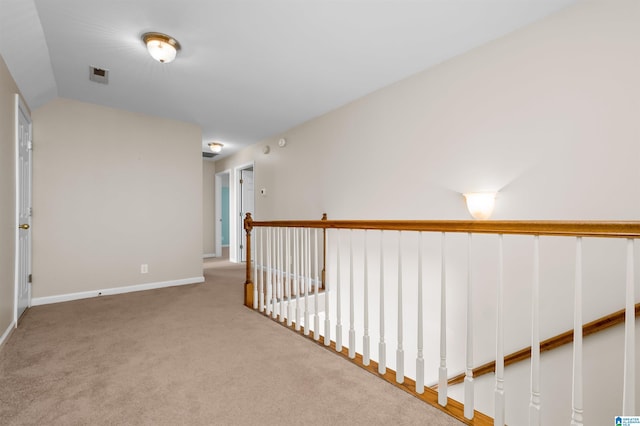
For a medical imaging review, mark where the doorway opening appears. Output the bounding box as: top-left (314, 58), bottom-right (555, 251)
top-left (235, 163), bottom-right (254, 263)
top-left (214, 170), bottom-right (231, 260)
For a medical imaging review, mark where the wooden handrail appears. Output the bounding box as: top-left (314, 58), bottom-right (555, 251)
top-left (438, 302), bottom-right (640, 389)
top-left (248, 219), bottom-right (640, 238)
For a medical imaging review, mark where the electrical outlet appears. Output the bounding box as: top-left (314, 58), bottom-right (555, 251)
top-left (140, 264), bottom-right (148, 274)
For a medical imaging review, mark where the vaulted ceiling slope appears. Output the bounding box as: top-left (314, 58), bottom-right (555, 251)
top-left (0, 0), bottom-right (576, 159)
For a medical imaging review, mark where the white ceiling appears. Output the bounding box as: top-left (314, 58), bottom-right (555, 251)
top-left (0, 0), bottom-right (576, 160)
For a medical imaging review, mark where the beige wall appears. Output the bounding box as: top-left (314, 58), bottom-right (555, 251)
top-left (213, 3), bottom-right (640, 424)
top-left (0, 54), bottom-right (23, 335)
top-left (202, 159), bottom-right (216, 255)
top-left (216, 0), bottom-right (640, 222)
top-left (32, 98), bottom-right (203, 298)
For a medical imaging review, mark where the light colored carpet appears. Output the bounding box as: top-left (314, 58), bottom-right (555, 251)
top-left (0, 260), bottom-right (462, 425)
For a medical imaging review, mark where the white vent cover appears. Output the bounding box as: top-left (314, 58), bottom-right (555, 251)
top-left (89, 66), bottom-right (109, 84)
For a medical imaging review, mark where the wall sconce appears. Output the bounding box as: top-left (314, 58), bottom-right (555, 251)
top-left (463, 192), bottom-right (497, 220)
top-left (142, 32), bottom-right (181, 63)
top-left (208, 142), bottom-right (223, 154)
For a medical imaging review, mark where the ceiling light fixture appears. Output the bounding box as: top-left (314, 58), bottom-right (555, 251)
top-left (209, 143), bottom-right (223, 154)
top-left (142, 32), bottom-right (181, 63)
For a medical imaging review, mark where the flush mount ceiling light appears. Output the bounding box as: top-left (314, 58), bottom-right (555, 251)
top-left (142, 32), bottom-right (181, 63)
top-left (209, 142), bottom-right (223, 154)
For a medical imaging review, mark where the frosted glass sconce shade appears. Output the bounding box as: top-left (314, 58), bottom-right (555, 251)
top-left (464, 192), bottom-right (496, 220)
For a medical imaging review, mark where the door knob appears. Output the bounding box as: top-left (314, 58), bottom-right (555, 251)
top-left (18, 224), bottom-right (30, 230)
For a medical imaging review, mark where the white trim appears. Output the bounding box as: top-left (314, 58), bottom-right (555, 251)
top-left (0, 321), bottom-right (17, 349)
top-left (31, 276), bottom-right (205, 306)
top-left (233, 162), bottom-right (255, 263)
top-left (203, 253), bottom-right (217, 258)
top-left (13, 94), bottom-right (19, 324)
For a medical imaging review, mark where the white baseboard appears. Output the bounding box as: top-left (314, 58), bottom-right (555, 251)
top-left (31, 276), bottom-right (205, 307)
top-left (203, 253), bottom-right (217, 258)
top-left (0, 320), bottom-right (16, 349)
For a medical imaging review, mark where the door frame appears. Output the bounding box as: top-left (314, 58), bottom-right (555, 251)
top-left (14, 94), bottom-right (32, 325)
top-left (214, 169), bottom-right (231, 258)
top-left (231, 162), bottom-right (254, 263)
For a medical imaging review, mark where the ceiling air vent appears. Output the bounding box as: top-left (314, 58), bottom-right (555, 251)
top-left (202, 152), bottom-right (217, 158)
top-left (89, 66), bottom-right (109, 84)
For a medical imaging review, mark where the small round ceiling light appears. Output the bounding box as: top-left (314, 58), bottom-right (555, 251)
top-left (209, 142), bottom-right (223, 154)
top-left (142, 32), bottom-right (181, 63)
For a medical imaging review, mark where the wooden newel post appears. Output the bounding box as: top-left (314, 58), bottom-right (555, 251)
top-left (244, 212), bottom-right (254, 308)
top-left (321, 213), bottom-right (327, 289)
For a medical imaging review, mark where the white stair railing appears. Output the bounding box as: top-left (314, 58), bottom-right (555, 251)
top-left (530, 235), bottom-right (541, 425)
top-left (396, 231), bottom-right (404, 384)
top-left (571, 237), bottom-right (584, 426)
top-left (623, 238), bottom-right (635, 415)
top-left (438, 232), bottom-right (448, 407)
top-left (378, 230), bottom-right (386, 375)
top-left (363, 230), bottom-right (370, 365)
top-left (349, 230), bottom-right (355, 358)
top-left (494, 234), bottom-right (505, 426)
top-left (244, 218), bottom-right (640, 425)
top-left (416, 232), bottom-right (425, 394)
top-left (314, 228), bottom-right (320, 340)
top-left (464, 233), bottom-right (474, 420)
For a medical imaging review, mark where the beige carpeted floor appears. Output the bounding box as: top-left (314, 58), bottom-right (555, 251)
top-left (0, 258), bottom-right (462, 425)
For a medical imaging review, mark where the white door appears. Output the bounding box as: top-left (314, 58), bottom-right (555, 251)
top-left (239, 168), bottom-right (254, 262)
top-left (15, 95), bottom-right (32, 323)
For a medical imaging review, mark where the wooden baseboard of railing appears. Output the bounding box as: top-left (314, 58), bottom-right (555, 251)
top-left (246, 307), bottom-right (493, 426)
top-left (438, 302), bottom-right (640, 389)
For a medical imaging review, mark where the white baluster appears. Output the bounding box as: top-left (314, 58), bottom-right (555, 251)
top-left (304, 228), bottom-right (310, 336)
top-left (253, 227), bottom-right (258, 309)
top-left (266, 227), bottom-right (272, 317)
top-left (438, 232), bottom-right (448, 407)
top-left (286, 227), bottom-right (293, 326)
top-left (495, 234), bottom-right (505, 425)
top-left (294, 228), bottom-right (301, 331)
top-left (314, 228), bottom-right (320, 341)
top-left (464, 233), bottom-right (474, 420)
top-left (273, 227), bottom-right (279, 319)
top-left (379, 230), bottom-right (386, 375)
top-left (396, 231), bottom-right (404, 384)
top-left (623, 238), bottom-right (635, 415)
top-left (530, 235), bottom-right (541, 425)
top-left (324, 229), bottom-right (331, 346)
top-left (275, 228), bottom-right (279, 311)
top-left (571, 237), bottom-right (583, 426)
top-left (279, 228), bottom-right (285, 322)
top-left (259, 227), bottom-right (264, 313)
top-left (363, 230), bottom-right (370, 366)
top-left (349, 230), bottom-right (356, 359)
top-left (336, 230), bottom-right (343, 352)
top-left (416, 232), bottom-right (424, 394)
